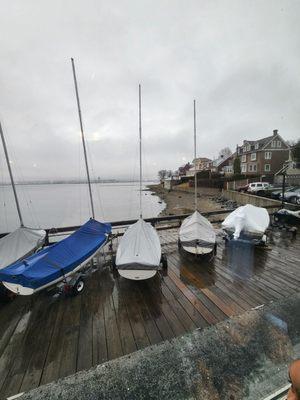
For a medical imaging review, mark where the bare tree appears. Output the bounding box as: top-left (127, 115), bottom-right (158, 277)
top-left (158, 169), bottom-right (167, 180)
top-left (219, 147), bottom-right (232, 158)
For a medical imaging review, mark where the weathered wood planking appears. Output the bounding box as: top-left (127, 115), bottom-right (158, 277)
top-left (0, 227), bottom-right (299, 399)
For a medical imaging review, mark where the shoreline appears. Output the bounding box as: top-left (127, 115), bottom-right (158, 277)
top-left (147, 183), bottom-right (225, 217)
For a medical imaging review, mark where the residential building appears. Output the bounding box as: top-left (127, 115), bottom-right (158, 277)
top-left (236, 129), bottom-right (290, 176)
top-left (192, 157), bottom-right (213, 171)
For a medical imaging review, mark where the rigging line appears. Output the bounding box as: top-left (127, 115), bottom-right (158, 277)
top-left (8, 143), bottom-right (39, 228)
top-left (71, 58), bottom-right (95, 219)
top-left (85, 139), bottom-right (105, 220)
top-left (0, 121), bottom-right (24, 226)
top-left (138, 84), bottom-right (142, 219)
top-left (194, 99), bottom-right (197, 212)
top-left (0, 155), bottom-right (8, 232)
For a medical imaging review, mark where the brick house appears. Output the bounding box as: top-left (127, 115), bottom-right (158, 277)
top-left (236, 129), bottom-right (290, 176)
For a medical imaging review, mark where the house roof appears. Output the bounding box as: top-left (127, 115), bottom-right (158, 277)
top-left (192, 157), bottom-right (212, 163)
top-left (238, 131), bottom-right (289, 152)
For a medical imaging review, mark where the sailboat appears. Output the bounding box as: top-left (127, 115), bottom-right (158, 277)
top-left (178, 100), bottom-right (216, 256)
top-left (0, 59), bottom-right (111, 295)
top-left (0, 122), bottom-right (46, 270)
top-left (115, 85), bottom-right (163, 280)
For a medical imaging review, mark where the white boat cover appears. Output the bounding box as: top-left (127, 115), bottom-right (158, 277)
top-left (0, 227), bottom-right (46, 270)
top-left (179, 211), bottom-right (216, 249)
top-left (222, 204), bottom-right (270, 240)
top-left (116, 218), bottom-right (161, 270)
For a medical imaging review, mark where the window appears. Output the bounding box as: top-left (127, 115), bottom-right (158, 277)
top-left (241, 155), bottom-right (246, 162)
top-left (249, 164), bottom-right (257, 172)
top-left (255, 143), bottom-right (259, 150)
top-left (251, 153), bottom-right (256, 161)
top-left (243, 147), bottom-right (246, 153)
top-left (265, 152), bottom-right (272, 160)
top-left (265, 164), bottom-right (271, 172)
top-left (277, 141), bottom-right (282, 147)
top-left (271, 140), bottom-right (276, 147)
top-left (241, 164), bottom-right (247, 173)
top-left (247, 145), bottom-right (250, 151)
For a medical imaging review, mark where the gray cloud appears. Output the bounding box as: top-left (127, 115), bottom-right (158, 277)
top-left (0, 0), bottom-right (299, 181)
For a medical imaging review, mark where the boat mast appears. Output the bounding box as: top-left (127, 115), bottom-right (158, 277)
top-left (139, 84), bottom-right (143, 219)
top-left (193, 99), bottom-right (197, 211)
top-left (71, 58), bottom-right (95, 219)
top-left (0, 121), bottom-right (24, 227)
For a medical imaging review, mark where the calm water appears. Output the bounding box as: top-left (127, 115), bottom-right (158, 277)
top-left (0, 182), bottom-right (165, 233)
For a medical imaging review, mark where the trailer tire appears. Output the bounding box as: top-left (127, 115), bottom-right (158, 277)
top-left (161, 254), bottom-right (168, 270)
top-left (72, 278), bottom-right (85, 295)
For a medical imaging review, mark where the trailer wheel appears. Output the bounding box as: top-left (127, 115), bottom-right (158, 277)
top-left (72, 278), bottom-right (85, 295)
top-left (213, 243), bottom-right (217, 256)
top-left (161, 254), bottom-right (168, 270)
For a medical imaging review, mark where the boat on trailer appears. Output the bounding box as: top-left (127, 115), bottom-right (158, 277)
top-left (0, 219), bottom-right (111, 295)
top-left (116, 218), bottom-right (162, 280)
top-left (178, 100), bottom-right (216, 257)
top-left (0, 121), bottom-right (46, 272)
top-left (115, 85), bottom-right (165, 280)
top-left (222, 204), bottom-right (270, 245)
top-left (179, 210), bottom-right (216, 256)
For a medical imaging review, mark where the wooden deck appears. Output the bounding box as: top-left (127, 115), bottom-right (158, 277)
top-left (0, 226), bottom-right (299, 399)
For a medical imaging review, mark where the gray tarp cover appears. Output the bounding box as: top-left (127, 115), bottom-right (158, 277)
top-left (0, 227), bottom-right (46, 269)
top-left (179, 210), bottom-right (216, 247)
top-left (116, 218), bottom-right (161, 269)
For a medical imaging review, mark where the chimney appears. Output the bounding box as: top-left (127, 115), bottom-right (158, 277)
top-left (273, 129), bottom-right (278, 136)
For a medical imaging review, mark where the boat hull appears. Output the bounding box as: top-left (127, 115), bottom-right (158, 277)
top-left (118, 269), bottom-right (157, 280)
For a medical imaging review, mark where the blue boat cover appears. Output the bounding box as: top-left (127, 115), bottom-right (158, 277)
top-left (0, 219), bottom-right (111, 290)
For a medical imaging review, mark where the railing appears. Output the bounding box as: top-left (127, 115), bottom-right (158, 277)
top-left (0, 206), bottom-right (281, 243)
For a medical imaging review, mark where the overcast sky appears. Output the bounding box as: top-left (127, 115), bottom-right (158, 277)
top-left (0, 0), bottom-right (300, 181)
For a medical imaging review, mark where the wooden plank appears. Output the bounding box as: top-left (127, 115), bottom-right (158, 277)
top-left (39, 298), bottom-right (67, 385)
top-left (58, 295), bottom-right (82, 378)
top-left (19, 300), bottom-right (59, 393)
top-left (142, 279), bottom-right (186, 337)
top-left (102, 277), bottom-right (123, 360)
top-left (128, 282), bottom-right (163, 346)
top-left (168, 268), bottom-right (219, 324)
top-left (111, 278), bottom-right (137, 356)
top-left (117, 278), bottom-right (151, 350)
top-left (0, 297), bottom-right (48, 398)
top-left (163, 275), bottom-right (209, 328)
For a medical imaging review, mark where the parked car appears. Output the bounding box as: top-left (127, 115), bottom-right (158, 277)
top-left (237, 184), bottom-right (249, 193)
top-left (270, 186), bottom-right (295, 200)
top-left (279, 188), bottom-right (300, 205)
top-left (247, 182), bottom-right (270, 196)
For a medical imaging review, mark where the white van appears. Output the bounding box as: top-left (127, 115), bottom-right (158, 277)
top-left (247, 182), bottom-right (270, 195)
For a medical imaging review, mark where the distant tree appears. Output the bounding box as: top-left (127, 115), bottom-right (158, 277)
top-left (166, 170), bottom-right (173, 178)
top-left (292, 139), bottom-right (300, 162)
top-left (233, 157), bottom-right (241, 175)
top-left (219, 147), bottom-right (232, 159)
top-left (158, 169), bottom-right (167, 180)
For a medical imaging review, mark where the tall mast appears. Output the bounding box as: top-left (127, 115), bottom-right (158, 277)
top-left (139, 84), bottom-right (143, 219)
top-left (71, 58), bottom-right (95, 219)
top-left (193, 99), bottom-right (197, 211)
top-left (0, 121), bottom-right (24, 227)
